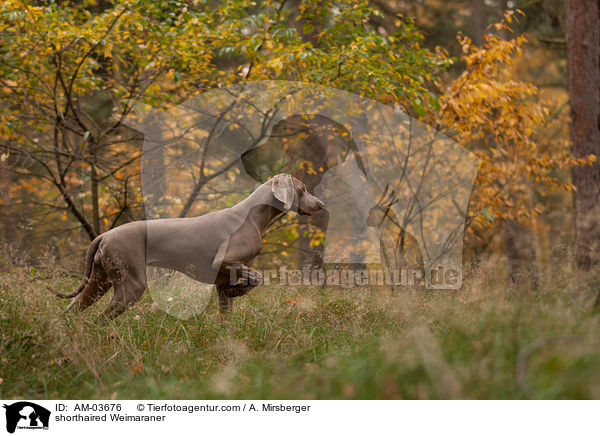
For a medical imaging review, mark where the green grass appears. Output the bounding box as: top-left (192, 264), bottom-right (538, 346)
top-left (0, 266), bottom-right (599, 399)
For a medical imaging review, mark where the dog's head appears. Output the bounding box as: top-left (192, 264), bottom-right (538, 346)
top-left (271, 173), bottom-right (325, 216)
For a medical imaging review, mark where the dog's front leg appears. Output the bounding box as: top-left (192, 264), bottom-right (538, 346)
top-left (221, 262), bottom-right (263, 298)
top-left (216, 283), bottom-right (234, 315)
top-left (212, 229), bottom-right (263, 316)
top-left (215, 263), bottom-right (262, 316)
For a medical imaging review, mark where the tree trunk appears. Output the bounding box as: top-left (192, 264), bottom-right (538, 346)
top-left (498, 0), bottom-right (509, 40)
top-left (90, 144), bottom-right (101, 235)
top-left (0, 155), bottom-right (16, 248)
top-left (470, 0), bottom-right (486, 46)
top-left (565, 0), bottom-right (600, 270)
top-left (298, 212), bottom-right (327, 269)
top-left (504, 219), bottom-right (539, 290)
top-left (494, 18), bottom-right (540, 290)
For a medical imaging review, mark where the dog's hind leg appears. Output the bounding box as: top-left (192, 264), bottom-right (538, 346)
top-left (98, 268), bottom-right (147, 320)
top-left (64, 260), bottom-right (111, 313)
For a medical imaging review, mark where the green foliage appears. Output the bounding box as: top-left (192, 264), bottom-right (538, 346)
top-left (0, 0), bottom-right (450, 250)
top-left (0, 0), bottom-right (450, 112)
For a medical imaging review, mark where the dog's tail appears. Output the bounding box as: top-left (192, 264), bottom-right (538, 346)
top-left (47, 236), bottom-right (102, 299)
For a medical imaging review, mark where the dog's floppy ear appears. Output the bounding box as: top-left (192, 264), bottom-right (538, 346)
top-left (271, 174), bottom-right (295, 210)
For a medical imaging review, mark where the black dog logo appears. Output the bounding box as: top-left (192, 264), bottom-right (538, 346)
top-left (3, 402), bottom-right (50, 433)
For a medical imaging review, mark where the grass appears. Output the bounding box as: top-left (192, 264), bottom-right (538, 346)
top-left (0, 262), bottom-right (599, 399)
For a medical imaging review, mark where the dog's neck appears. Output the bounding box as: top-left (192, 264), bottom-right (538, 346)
top-left (234, 181), bottom-right (288, 233)
top-left (248, 204), bottom-right (282, 233)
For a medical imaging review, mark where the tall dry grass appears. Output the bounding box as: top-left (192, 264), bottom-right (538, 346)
top-left (0, 256), bottom-right (599, 399)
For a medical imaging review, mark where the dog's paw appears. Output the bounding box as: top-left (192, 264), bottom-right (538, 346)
top-left (223, 269), bottom-right (262, 298)
top-left (245, 269), bottom-right (263, 285)
top-left (232, 269), bottom-right (262, 287)
top-left (223, 286), bottom-right (250, 298)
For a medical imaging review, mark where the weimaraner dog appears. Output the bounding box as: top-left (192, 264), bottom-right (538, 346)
top-left (51, 174), bottom-right (324, 319)
top-left (241, 114), bottom-right (367, 267)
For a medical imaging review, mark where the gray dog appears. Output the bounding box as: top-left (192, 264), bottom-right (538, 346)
top-left (51, 174), bottom-right (325, 319)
